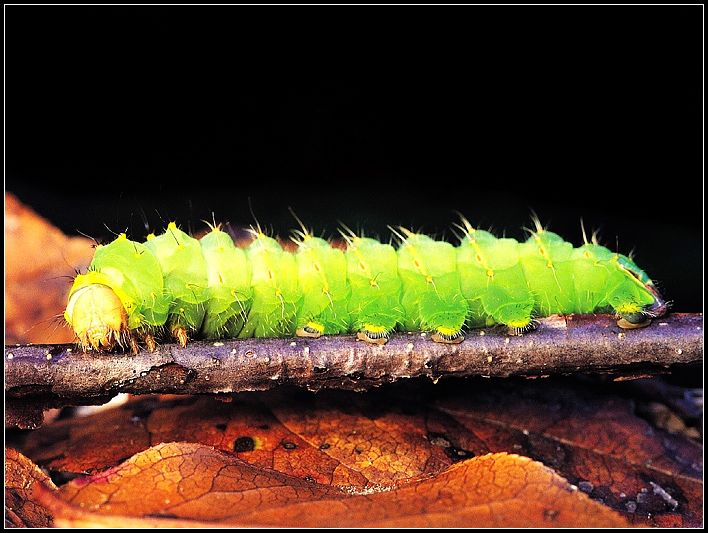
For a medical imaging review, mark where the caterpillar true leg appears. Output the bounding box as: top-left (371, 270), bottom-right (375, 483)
top-left (144, 223), bottom-right (209, 349)
top-left (143, 332), bottom-right (157, 352)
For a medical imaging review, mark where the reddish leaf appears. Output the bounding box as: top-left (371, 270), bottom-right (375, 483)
top-left (5, 448), bottom-right (57, 527)
top-left (20, 380), bottom-right (702, 526)
top-left (33, 443), bottom-right (626, 527)
top-left (5, 192), bottom-right (92, 344)
top-left (433, 380), bottom-right (703, 527)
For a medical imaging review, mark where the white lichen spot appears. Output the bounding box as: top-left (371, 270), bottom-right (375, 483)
top-left (406, 343), bottom-right (414, 353)
top-left (6, 353), bottom-right (14, 360)
top-left (479, 330), bottom-right (485, 336)
top-left (658, 322), bottom-right (668, 326)
top-left (212, 342), bottom-right (224, 347)
top-left (504, 337), bottom-right (510, 344)
top-left (522, 429), bottom-right (529, 436)
top-left (303, 346), bottom-right (310, 355)
top-left (205, 376), bottom-right (210, 381)
top-left (516, 358), bottom-right (523, 364)
top-left (46, 353), bottom-right (53, 360)
top-left (230, 348), bottom-right (237, 356)
top-left (649, 481), bottom-right (678, 510)
top-left (290, 341), bottom-right (297, 347)
top-left (420, 332), bottom-right (427, 337)
top-left (66, 348), bottom-right (72, 352)
top-left (487, 356), bottom-right (493, 363)
top-left (618, 332), bottom-right (626, 340)
top-left (676, 348), bottom-right (683, 355)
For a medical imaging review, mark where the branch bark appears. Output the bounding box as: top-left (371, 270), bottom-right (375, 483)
top-left (5, 313), bottom-right (703, 428)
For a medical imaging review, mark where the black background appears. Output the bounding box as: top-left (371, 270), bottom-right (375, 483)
top-left (6, 6), bottom-right (703, 311)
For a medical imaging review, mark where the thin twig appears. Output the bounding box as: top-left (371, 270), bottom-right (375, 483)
top-left (4, 314), bottom-right (703, 429)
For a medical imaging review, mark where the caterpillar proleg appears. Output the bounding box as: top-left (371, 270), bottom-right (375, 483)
top-left (64, 216), bottom-right (667, 354)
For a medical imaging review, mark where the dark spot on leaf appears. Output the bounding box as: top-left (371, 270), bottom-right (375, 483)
top-left (234, 436), bottom-right (255, 452)
top-left (446, 447), bottom-right (474, 462)
top-left (313, 366), bottom-right (328, 374)
top-left (48, 470), bottom-right (83, 486)
top-left (543, 509), bottom-right (560, 521)
top-left (258, 424), bottom-right (270, 430)
top-left (215, 423), bottom-right (227, 431)
top-left (319, 443), bottom-right (330, 450)
top-left (354, 446), bottom-right (364, 454)
top-left (282, 441), bottom-right (297, 450)
top-left (125, 397), bottom-right (160, 419)
top-left (303, 475), bottom-right (315, 483)
top-left (578, 481), bottom-right (594, 493)
top-left (428, 432), bottom-right (474, 462)
top-left (427, 432), bottom-right (452, 448)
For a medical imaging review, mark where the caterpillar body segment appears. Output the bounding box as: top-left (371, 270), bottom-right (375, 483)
top-left (64, 233), bottom-right (170, 353)
top-left (519, 230), bottom-right (578, 316)
top-left (344, 237), bottom-right (403, 345)
top-left (457, 228), bottom-right (535, 334)
top-left (395, 231), bottom-right (469, 344)
top-left (64, 218), bottom-right (667, 353)
top-left (199, 227), bottom-right (253, 339)
top-left (144, 222), bottom-right (208, 346)
top-left (238, 232), bottom-right (300, 339)
top-left (294, 235), bottom-right (350, 338)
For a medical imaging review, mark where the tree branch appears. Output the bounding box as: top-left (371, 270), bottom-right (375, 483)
top-left (5, 313), bottom-right (703, 428)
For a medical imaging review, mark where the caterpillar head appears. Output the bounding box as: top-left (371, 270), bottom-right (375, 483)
top-left (64, 279), bottom-right (128, 351)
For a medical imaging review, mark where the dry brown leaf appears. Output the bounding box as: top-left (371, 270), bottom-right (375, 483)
top-left (5, 448), bottom-right (57, 527)
top-left (32, 443), bottom-right (626, 527)
top-left (5, 192), bottom-right (93, 344)
top-left (21, 380), bottom-right (702, 526)
top-left (433, 380), bottom-right (703, 527)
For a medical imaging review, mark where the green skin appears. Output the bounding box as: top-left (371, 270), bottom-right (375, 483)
top-left (397, 234), bottom-right (469, 339)
top-left (200, 228), bottom-right (253, 339)
top-left (66, 223), bottom-right (662, 345)
top-left (85, 235), bottom-right (170, 330)
top-left (294, 236), bottom-right (350, 335)
top-left (237, 233), bottom-right (301, 339)
top-left (144, 224), bottom-right (209, 338)
top-left (345, 237), bottom-right (403, 337)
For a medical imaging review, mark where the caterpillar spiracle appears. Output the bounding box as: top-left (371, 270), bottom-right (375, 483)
top-left (63, 216), bottom-right (668, 354)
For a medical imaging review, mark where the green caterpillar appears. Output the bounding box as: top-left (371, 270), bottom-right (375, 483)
top-left (64, 217), bottom-right (667, 353)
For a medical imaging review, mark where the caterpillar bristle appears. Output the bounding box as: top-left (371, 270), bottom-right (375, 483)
top-left (431, 329), bottom-right (465, 344)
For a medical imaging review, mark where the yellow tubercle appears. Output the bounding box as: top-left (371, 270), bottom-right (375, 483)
top-left (167, 221), bottom-right (178, 230)
top-left (436, 326), bottom-right (460, 336)
top-left (506, 318), bottom-right (531, 329)
top-left (146, 233), bottom-right (156, 241)
top-left (614, 302), bottom-right (642, 314)
top-left (363, 323), bottom-right (387, 334)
